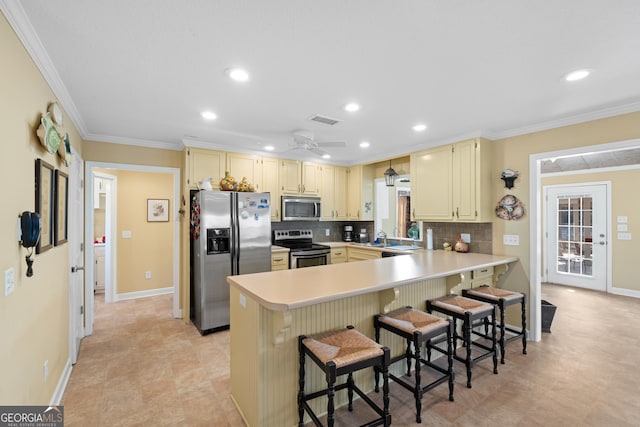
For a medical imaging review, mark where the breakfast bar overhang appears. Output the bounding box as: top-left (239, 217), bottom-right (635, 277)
top-left (227, 251), bottom-right (527, 426)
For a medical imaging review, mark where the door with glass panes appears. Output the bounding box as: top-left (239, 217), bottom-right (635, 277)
top-left (545, 184), bottom-right (608, 291)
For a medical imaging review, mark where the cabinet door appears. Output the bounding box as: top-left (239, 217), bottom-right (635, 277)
top-left (280, 159), bottom-right (301, 194)
top-left (94, 247), bottom-right (105, 291)
top-left (320, 165), bottom-right (335, 220)
top-left (187, 148), bottom-right (226, 189)
top-left (333, 166), bottom-right (348, 220)
top-left (261, 157), bottom-right (281, 221)
top-left (452, 140), bottom-right (477, 221)
top-left (301, 162), bottom-right (319, 195)
top-left (410, 145), bottom-right (453, 221)
top-left (227, 153), bottom-right (262, 191)
top-left (347, 166), bottom-right (362, 219)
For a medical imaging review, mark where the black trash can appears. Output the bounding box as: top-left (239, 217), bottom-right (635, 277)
top-left (541, 300), bottom-right (557, 333)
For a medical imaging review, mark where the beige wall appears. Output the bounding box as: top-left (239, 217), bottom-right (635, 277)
top-left (83, 140), bottom-right (181, 169)
top-left (491, 112), bottom-right (640, 285)
top-left (0, 13), bottom-right (84, 404)
top-left (541, 168), bottom-right (640, 292)
top-left (115, 170), bottom-right (174, 294)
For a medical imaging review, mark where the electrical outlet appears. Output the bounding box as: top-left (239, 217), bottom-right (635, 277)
top-left (325, 229), bottom-right (330, 236)
top-left (4, 267), bottom-right (15, 297)
top-left (122, 230), bottom-right (132, 238)
top-left (43, 360), bottom-right (48, 382)
top-left (460, 233), bottom-right (471, 243)
top-left (145, 271), bottom-right (152, 279)
top-left (503, 234), bottom-right (520, 246)
top-left (239, 293), bottom-right (247, 308)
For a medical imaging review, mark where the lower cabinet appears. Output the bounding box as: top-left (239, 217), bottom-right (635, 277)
top-left (347, 247), bottom-right (382, 262)
top-left (330, 246), bottom-right (347, 264)
top-left (271, 252), bottom-right (289, 271)
top-left (94, 245), bottom-right (105, 292)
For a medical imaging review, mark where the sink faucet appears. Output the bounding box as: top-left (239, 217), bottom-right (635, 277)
top-left (393, 227), bottom-right (400, 238)
top-left (377, 230), bottom-right (388, 247)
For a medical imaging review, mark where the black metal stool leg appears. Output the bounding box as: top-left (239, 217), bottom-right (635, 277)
top-left (492, 306), bottom-right (499, 374)
top-left (447, 321), bottom-right (455, 401)
top-left (347, 372), bottom-right (354, 411)
top-left (499, 300), bottom-right (506, 364)
top-left (413, 334), bottom-right (422, 423)
top-left (298, 336), bottom-right (306, 427)
top-left (521, 295), bottom-right (528, 355)
top-left (382, 348), bottom-right (391, 427)
top-left (463, 314), bottom-right (472, 388)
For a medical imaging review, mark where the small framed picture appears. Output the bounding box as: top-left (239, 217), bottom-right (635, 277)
top-left (54, 169), bottom-right (69, 245)
top-left (35, 158), bottom-right (55, 253)
top-left (147, 199), bottom-right (169, 222)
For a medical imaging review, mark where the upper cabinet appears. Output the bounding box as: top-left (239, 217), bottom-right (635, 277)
top-left (226, 153), bottom-right (263, 191)
top-left (261, 157), bottom-right (281, 221)
top-left (347, 165), bottom-right (374, 220)
top-left (280, 160), bottom-right (320, 195)
top-left (411, 138), bottom-right (492, 222)
top-left (319, 165), bottom-right (348, 220)
top-left (185, 148), bottom-right (226, 189)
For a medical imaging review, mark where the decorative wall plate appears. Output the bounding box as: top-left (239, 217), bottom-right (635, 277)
top-left (36, 112), bottom-right (62, 154)
top-left (495, 194), bottom-right (525, 220)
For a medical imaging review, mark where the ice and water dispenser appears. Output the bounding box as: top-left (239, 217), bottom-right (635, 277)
top-left (207, 228), bottom-right (230, 254)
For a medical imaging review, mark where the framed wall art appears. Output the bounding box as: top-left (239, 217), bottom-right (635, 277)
top-left (147, 199), bottom-right (169, 222)
top-left (54, 170), bottom-right (69, 245)
top-left (35, 158), bottom-right (55, 253)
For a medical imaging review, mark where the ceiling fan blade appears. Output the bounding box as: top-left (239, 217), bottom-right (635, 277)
top-left (310, 147), bottom-right (329, 157)
top-left (317, 141), bottom-right (346, 148)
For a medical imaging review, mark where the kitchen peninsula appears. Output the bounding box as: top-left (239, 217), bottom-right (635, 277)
top-left (227, 250), bottom-right (526, 427)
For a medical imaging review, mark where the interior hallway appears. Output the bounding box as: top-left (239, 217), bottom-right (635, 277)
top-left (62, 284), bottom-right (640, 426)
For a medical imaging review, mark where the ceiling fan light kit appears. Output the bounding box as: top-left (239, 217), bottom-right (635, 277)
top-left (290, 130), bottom-right (346, 158)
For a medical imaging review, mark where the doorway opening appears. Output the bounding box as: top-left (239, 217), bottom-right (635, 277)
top-left (84, 162), bottom-right (181, 336)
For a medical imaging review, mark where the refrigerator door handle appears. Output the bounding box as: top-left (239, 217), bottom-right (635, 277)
top-left (230, 193), bottom-right (239, 275)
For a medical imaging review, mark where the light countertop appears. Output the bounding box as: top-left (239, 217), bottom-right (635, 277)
top-left (228, 251), bottom-right (518, 311)
top-left (271, 245), bottom-right (289, 253)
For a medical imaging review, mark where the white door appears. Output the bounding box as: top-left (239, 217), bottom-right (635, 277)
top-left (545, 184), bottom-right (608, 291)
top-left (68, 148), bottom-right (85, 364)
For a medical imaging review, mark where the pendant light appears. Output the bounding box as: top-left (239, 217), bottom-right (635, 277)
top-left (384, 160), bottom-right (397, 187)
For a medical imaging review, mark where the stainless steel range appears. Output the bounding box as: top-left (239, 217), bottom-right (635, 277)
top-left (273, 229), bottom-right (331, 269)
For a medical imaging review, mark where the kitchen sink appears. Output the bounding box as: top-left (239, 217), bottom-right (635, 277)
top-left (387, 245), bottom-right (421, 251)
top-left (354, 242), bottom-right (385, 247)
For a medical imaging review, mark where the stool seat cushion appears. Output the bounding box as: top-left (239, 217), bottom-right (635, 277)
top-left (378, 307), bottom-right (448, 336)
top-left (432, 296), bottom-right (493, 315)
top-left (303, 328), bottom-right (384, 369)
top-left (466, 286), bottom-right (522, 302)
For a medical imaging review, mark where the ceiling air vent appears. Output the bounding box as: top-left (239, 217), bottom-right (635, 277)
top-left (309, 114), bottom-right (341, 126)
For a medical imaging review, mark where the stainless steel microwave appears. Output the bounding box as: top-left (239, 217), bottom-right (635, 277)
top-left (281, 196), bottom-right (321, 221)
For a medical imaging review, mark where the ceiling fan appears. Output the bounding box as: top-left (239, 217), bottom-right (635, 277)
top-left (290, 130), bottom-right (346, 157)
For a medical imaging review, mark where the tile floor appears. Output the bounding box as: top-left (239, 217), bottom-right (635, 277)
top-left (62, 284), bottom-right (640, 426)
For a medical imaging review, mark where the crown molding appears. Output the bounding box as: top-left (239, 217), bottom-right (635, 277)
top-left (85, 133), bottom-right (183, 151)
top-left (492, 100), bottom-right (640, 140)
top-left (1, 1), bottom-right (89, 137)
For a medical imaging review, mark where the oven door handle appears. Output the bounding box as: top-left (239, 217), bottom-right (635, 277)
top-left (291, 250), bottom-right (330, 258)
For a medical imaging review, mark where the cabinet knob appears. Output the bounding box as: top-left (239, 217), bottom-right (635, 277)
top-left (456, 207), bottom-right (459, 219)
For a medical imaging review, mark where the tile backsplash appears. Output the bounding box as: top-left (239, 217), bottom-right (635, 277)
top-left (271, 221), bottom-right (374, 243)
top-left (422, 222), bottom-right (493, 254)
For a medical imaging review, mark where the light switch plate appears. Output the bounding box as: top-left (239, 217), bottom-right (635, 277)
top-left (122, 230), bottom-right (132, 238)
top-left (503, 234), bottom-right (520, 246)
top-left (617, 224), bottom-right (628, 232)
top-left (617, 216), bottom-right (628, 223)
top-left (617, 232), bottom-right (632, 241)
top-left (4, 267), bottom-right (15, 296)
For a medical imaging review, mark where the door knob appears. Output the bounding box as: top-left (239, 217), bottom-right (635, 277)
top-left (71, 265), bottom-right (84, 273)
top-left (598, 241), bottom-right (606, 245)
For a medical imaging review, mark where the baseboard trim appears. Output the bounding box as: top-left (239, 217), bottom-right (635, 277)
top-left (50, 358), bottom-right (72, 405)
top-left (609, 287), bottom-right (640, 299)
top-left (114, 286), bottom-right (174, 302)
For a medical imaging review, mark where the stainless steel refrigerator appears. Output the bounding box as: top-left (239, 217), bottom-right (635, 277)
top-left (191, 190), bottom-right (271, 334)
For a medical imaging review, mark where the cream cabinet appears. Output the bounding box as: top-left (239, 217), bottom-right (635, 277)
top-left (226, 153), bottom-right (263, 191)
top-left (411, 138), bottom-right (492, 222)
top-left (347, 246), bottom-right (382, 262)
top-left (347, 165), bottom-right (374, 220)
top-left (94, 245), bottom-right (105, 292)
top-left (93, 177), bottom-right (106, 208)
top-left (185, 148), bottom-right (226, 189)
top-left (330, 245), bottom-right (347, 264)
top-left (280, 160), bottom-right (320, 195)
top-left (261, 157), bottom-right (281, 221)
top-left (271, 252), bottom-right (289, 271)
top-left (319, 165), bottom-right (349, 220)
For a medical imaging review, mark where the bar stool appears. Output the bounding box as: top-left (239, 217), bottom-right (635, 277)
top-left (462, 286), bottom-right (527, 364)
top-left (298, 326), bottom-right (391, 427)
top-left (427, 296), bottom-right (498, 388)
top-left (373, 307), bottom-right (454, 423)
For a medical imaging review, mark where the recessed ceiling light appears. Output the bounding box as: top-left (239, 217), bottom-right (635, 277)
top-left (322, 154), bottom-right (331, 159)
top-left (227, 68), bottom-right (250, 82)
top-left (344, 103), bottom-right (361, 112)
top-left (564, 69), bottom-right (591, 82)
top-left (413, 124), bottom-right (427, 132)
top-left (359, 141), bottom-right (370, 148)
top-left (201, 111), bottom-right (217, 120)
top-left (264, 145), bottom-right (274, 151)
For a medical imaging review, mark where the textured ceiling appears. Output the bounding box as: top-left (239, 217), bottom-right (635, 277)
top-left (540, 147), bottom-right (640, 173)
top-left (3, 1), bottom-right (640, 165)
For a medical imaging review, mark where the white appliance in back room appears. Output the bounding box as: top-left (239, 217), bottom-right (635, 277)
top-left (191, 190), bottom-right (272, 334)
